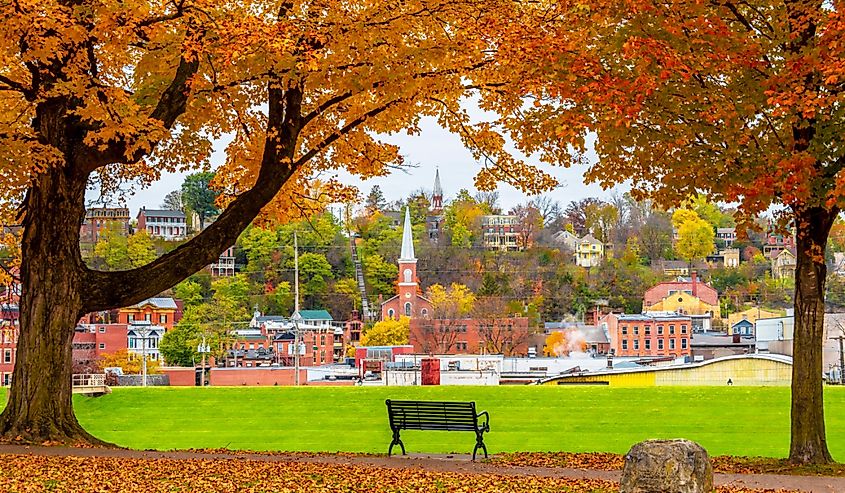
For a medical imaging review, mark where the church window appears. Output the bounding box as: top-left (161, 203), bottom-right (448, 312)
top-left (421, 308), bottom-right (428, 317)
top-left (404, 268), bottom-right (412, 283)
top-left (387, 309), bottom-right (395, 319)
top-left (404, 302), bottom-right (412, 317)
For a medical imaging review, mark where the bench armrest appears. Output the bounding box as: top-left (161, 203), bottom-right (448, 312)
top-left (476, 411), bottom-right (490, 432)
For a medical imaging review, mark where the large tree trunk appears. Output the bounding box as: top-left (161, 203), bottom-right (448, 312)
top-left (0, 163), bottom-right (103, 444)
top-left (789, 205), bottom-right (836, 464)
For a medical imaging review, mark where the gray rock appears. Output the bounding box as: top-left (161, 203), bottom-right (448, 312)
top-left (619, 439), bottom-right (713, 493)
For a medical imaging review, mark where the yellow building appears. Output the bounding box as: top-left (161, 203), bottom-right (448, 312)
top-left (574, 234), bottom-right (604, 267)
top-left (727, 308), bottom-right (782, 335)
top-left (644, 291), bottom-right (721, 320)
top-left (539, 354), bottom-right (792, 387)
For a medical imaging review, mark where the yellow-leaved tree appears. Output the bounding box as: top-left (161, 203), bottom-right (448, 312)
top-left (360, 318), bottom-right (410, 348)
top-left (0, 0), bottom-right (560, 443)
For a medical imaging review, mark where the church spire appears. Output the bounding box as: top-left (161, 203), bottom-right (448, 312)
top-left (432, 168), bottom-right (443, 211)
top-left (400, 206), bottom-right (415, 261)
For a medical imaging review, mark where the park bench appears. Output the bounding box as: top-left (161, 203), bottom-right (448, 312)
top-left (385, 399), bottom-right (490, 460)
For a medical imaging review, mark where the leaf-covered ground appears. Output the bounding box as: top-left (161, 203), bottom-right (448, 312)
top-left (0, 453), bottom-right (793, 493)
top-left (490, 452), bottom-right (845, 477)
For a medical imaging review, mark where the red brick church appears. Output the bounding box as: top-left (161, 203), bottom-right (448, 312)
top-left (381, 208), bottom-right (432, 320)
top-left (380, 207), bottom-right (531, 356)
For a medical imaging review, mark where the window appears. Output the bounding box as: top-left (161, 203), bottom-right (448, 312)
top-left (670, 339), bottom-right (676, 350)
top-left (669, 324), bottom-right (676, 335)
top-left (99, 327), bottom-right (106, 333)
top-left (621, 326), bottom-right (628, 335)
top-left (681, 325), bottom-right (688, 334)
top-left (127, 314), bottom-right (135, 323)
top-left (682, 338), bottom-right (688, 349)
top-left (644, 326), bottom-right (651, 336)
top-left (633, 326), bottom-right (639, 335)
top-left (633, 340), bottom-right (639, 350)
top-left (658, 339), bottom-right (664, 350)
top-left (644, 340), bottom-right (650, 350)
top-left (403, 268), bottom-right (413, 283)
top-left (2, 373), bottom-right (9, 385)
top-left (387, 309), bottom-right (395, 319)
top-left (144, 313), bottom-right (151, 322)
top-left (320, 335), bottom-right (326, 345)
top-left (621, 340), bottom-right (628, 350)
top-left (421, 308), bottom-right (428, 317)
top-left (657, 325), bottom-right (664, 335)
top-left (249, 343), bottom-right (255, 350)
top-left (160, 314), bottom-right (167, 324)
top-left (404, 302), bottom-right (412, 317)
top-left (99, 343), bottom-right (105, 350)
top-left (3, 349), bottom-right (10, 363)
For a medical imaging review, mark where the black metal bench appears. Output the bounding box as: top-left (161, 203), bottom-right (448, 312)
top-left (385, 399), bottom-right (490, 460)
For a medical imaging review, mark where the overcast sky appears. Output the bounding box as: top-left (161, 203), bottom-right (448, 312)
top-left (90, 107), bottom-right (624, 217)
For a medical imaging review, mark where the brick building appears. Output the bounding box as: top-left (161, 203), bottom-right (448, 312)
top-left (117, 297), bottom-right (179, 329)
top-left (80, 207), bottom-right (131, 244)
top-left (409, 317), bottom-right (531, 355)
top-left (72, 323), bottom-right (129, 371)
top-left (602, 313), bottom-right (692, 358)
top-left (137, 208), bottom-right (187, 240)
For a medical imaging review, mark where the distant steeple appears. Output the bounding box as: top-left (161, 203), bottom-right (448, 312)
top-left (432, 168), bottom-right (443, 211)
top-left (400, 207), bottom-right (415, 261)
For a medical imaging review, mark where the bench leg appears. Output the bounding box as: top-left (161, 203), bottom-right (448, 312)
top-left (472, 431), bottom-right (488, 461)
top-left (388, 429), bottom-right (405, 456)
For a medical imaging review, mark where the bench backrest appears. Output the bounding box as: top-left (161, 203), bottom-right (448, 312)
top-left (386, 399), bottom-right (479, 431)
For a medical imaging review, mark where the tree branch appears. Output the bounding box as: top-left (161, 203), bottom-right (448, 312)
top-left (294, 98), bottom-right (407, 168)
top-left (82, 78), bottom-right (304, 311)
top-left (87, 54), bottom-right (200, 170)
top-left (0, 75), bottom-right (33, 100)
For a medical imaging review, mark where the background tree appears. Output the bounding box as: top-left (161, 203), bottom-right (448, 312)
top-left (674, 211), bottom-right (715, 269)
top-left (500, 0), bottom-right (845, 462)
top-left (529, 196), bottom-right (562, 228)
top-left (510, 203), bottom-right (543, 249)
top-left (365, 186), bottom-right (388, 215)
top-left (472, 296), bottom-right (531, 355)
top-left (474, 191), bottom-right (502, 214)
top-left (127, 231), bottom-right (157, 268)
top-left (584, 202), bottom-right (618, 245)
top-left (161, 190), bottom-right (184, 212)
top-left (413, 283), bottom-right (476, 353)
top-left (360, 317), bottom-right (410, 347)
top-left (97, 349), bottom-right (161, 375)
top-left (443, 190), bottom-right (485, 248)
top-left (562, 198), bottom-right (604, 236)
top-left (181, 172), bottom-right (220, 231)
top-left (92, 223), bottom-right (130, 271)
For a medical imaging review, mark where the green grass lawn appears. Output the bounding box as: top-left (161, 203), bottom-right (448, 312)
top-left (3, 386), bottom-right (845, 459)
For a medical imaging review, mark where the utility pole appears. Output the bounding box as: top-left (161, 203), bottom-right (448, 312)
top-left (294, 231), bottom-right (301, 386)
top-left (198, 334), bottom-right (209, 387)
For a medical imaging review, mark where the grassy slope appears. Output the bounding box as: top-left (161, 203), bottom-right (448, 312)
top-left (3, 386), bottom-right (845, 458)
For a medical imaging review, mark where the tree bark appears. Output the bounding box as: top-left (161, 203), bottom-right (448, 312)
top-left (0, 162), bottom-right (103, 444)
top-left (789, 205), bottom-right (836, 464)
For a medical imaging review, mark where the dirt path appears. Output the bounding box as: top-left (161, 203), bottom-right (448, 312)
top-left (1, 445), bottom-right (843, 492)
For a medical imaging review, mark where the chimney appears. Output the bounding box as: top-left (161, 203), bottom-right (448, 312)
top-left (691, 271), bottom-right (698, 297)
top-left (606, 353), bottom-right (614, 369)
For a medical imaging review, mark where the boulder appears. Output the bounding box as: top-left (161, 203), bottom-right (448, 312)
top-left (619, 439), bottom-right (713, 493)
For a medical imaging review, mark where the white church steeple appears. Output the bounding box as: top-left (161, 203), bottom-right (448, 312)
top-left (399, 206), bottom-right (415, 261)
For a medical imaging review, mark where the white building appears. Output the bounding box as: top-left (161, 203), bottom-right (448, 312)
top-left (137, 208), bottom-right (187, 240)
top-left (755, 313), bottom-right (794, 352)
top-left (127, 321), bottom-right (166, 361)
